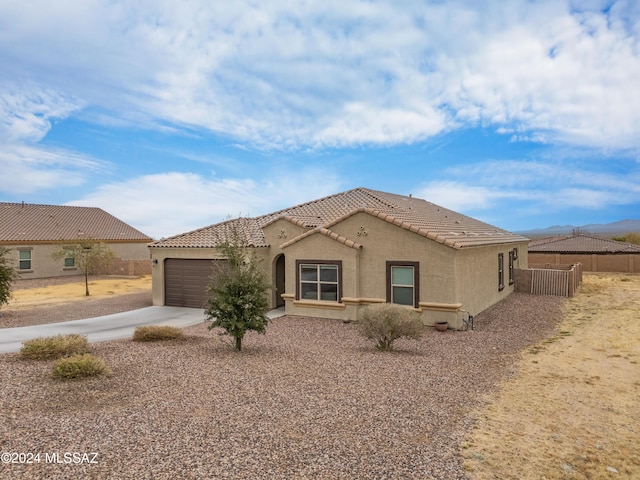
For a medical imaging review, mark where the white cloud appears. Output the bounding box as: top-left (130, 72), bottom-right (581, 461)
top-left (416, 181), bottom-right (509, 212)
top-left (0, 145), bottom-right (105, 195)
top-left (313, 102), bottom-right (447, 147)
top-left (67, 168), bottom-right (344, 239)
top-left (0, 0), bottom-right (639, 155)
top-left (0, 86), bottom-right (105, 195)
top-left (0, 86), bottom-right (83, 143)
top-left (417, 158), bottom-right (640, 218)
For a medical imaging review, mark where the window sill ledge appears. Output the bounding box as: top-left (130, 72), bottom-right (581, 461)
top-left (291, 299), bottom-right (346, 310)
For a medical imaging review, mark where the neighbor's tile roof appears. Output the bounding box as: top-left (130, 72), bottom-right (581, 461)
top-left (528, 234), bottom-right (640, 254)
top-left (150, 188), bottom-right (528, 250)
top-left (0, 202), bottom-right (152, 243)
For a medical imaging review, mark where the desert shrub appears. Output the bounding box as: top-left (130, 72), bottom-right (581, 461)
top-left (132, 325), bottom-right (186, 342)
top-left (20, 334), bottom-right (90, 360)
top-left (357, 303), bottom-right (425, 351)
top-left (52, 354), bottom-right (112, 379)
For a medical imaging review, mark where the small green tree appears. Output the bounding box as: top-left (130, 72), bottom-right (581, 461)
top-left (51, 237), bottom-right (115, 296)
top-left (0, 247), bottom-right (19, 311)
top-left (204, 228), bottom-right (271, 352)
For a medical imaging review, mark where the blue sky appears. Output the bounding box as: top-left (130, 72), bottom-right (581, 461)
top-left (1, 0), bottom-right (639, 239)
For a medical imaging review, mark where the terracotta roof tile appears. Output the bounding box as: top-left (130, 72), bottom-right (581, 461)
top-left (153, 217), bottom-right (268, 248)
top-left (150, 187), bottom-right (528, 249)
top-left (0, 202), bottom-right (152, 243)
top-left (528, 234), bottom-right (640, 253)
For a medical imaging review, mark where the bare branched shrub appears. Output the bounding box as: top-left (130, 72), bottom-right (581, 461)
top-left (20, 334), bottom-right (90, 360)
top-left (133, 325), bottom-right (186, 342)
top-left (357, 304), bottom-right (425, 351)
top-left (52, 354), bottom-right (112, 379)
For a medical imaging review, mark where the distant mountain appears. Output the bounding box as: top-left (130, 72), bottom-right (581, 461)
top-left (518, 219), bottom-right (640, 237)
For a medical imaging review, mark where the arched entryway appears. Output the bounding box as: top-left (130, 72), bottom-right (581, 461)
top-left (273, 254), bottom-right (285, 307)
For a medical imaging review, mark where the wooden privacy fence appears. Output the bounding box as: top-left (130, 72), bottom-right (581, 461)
top-left (515, 263), bottom-right (583, 297)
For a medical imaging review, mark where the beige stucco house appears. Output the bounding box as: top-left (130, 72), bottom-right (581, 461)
top-left (149, 188), bottom-right (529, 329)
top-left (1, 202), bottom-right (153, 279)
top-left (529, 233), bottom-right (640, 273)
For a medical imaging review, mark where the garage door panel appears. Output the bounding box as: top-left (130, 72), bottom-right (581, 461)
top-left (164, 259), bottom-right (226, 308)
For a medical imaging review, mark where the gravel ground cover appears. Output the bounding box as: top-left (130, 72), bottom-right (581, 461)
top-left (0, 292), bottom-right (565, 479)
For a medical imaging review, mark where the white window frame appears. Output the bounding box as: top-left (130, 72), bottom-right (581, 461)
top-left (18, 249), bottom-right (32, 271)
top-left (386, 261), bottom-right (419, 307)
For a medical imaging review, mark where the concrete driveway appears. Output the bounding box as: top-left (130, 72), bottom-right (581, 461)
top-left (0, 306), bottom-right (285, 354)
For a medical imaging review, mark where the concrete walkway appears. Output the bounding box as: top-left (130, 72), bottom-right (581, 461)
top-left (0, 306), bottom-right (285, 354)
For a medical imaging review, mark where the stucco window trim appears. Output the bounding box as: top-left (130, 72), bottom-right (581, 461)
top-left (291, 299), bottom-right (347, 310)
top-left (295, 260), bottom-right (343, 302)
top-left (498, 253), bottom-right (505, 291)
top-left (386, 261), bottom-right (420, 308)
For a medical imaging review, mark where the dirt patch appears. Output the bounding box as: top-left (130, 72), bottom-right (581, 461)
top-left (462, 273), bottom-right (640, 479)
top-left (8, 275), bottom-right (151, 309)
top-left (0, 276), bottom-right (152, 328)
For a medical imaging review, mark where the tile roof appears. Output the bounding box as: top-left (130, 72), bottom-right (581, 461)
top-left (0, 202), bottom-right (152, 243)
top-left (150, 188), bottom-right (528, 250)
top-left (528, 234), bottom-right (640, 254)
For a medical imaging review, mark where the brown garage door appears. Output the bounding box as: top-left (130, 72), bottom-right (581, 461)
top-left (164, 259), bottom-right (226, 308)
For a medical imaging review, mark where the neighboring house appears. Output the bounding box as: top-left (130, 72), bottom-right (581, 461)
top-left (529, 234), bottom-right (640, 273)
top-left (1, 202), bottom-right (153, 279)
top-left (149, 188), bottom-right (529, 329)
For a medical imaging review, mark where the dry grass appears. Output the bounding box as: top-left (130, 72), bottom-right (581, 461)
top-left (52, 354), bottom-right (112, 379)
top-left (8, 275), bottom-right (151, 310)
top-left (19, 334), bottom-right (91, 360)
top-left (463, 273), bottom-right (640, 479)
top-left (132, 325), bottom-right (186, 342)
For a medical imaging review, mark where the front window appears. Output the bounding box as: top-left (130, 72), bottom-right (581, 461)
top-left (297, 262), bottom-right (340, 301)
top-left (19, 250), bottom-right (31, 270)
top-left (391, 266), bottom-right (414, 305)
top-left (386, 261), bottom-right (419, 307)
top-left (64, 249), bottom-right (75, 268)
